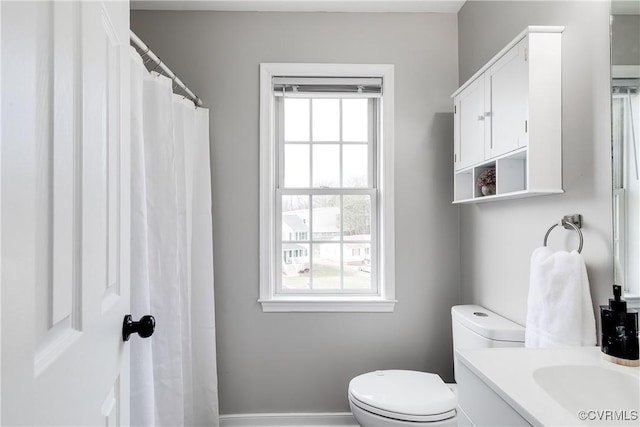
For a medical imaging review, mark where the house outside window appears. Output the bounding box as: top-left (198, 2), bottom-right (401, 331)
top-left (259, 63), bottom-right (395, 312)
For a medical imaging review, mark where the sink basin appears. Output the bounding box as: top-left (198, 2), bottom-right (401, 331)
top-left (534, 365), bottom-right (639, 415)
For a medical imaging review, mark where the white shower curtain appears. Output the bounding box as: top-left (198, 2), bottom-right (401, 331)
top-left (129, 48), bottom-right (219, 427)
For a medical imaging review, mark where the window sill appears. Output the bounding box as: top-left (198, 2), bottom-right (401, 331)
top-left (258, 296), bottom-right (397, 312)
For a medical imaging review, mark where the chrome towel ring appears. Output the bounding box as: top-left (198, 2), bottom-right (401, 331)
top-left (543, 214), bottom-right (584, 253)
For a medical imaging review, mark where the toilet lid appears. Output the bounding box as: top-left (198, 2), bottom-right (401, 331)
top-left (348, 370), bottom-right (457, 422)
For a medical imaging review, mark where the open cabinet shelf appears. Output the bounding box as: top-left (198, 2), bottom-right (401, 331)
top-left (453, 149), bottom-right (563, 204)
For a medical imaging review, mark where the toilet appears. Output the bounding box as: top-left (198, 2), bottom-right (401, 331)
top-left (348, 305), bottom-right (525, 426)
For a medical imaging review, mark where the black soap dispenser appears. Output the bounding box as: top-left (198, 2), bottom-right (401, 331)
top-left (600, 285), bottom-right (639, 366)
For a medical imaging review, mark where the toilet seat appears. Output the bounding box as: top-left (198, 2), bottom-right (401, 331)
top-left (348, 370), bottom-right (457, 423)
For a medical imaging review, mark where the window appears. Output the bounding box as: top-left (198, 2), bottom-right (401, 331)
top-left (612, 77), bottom-right (640, 299)
top-left (259, 63), bottom-right (395, 312)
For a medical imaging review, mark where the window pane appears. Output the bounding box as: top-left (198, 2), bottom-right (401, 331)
top-left (343, 243), bottom-right (371, 290)
top-left (343, 195), bottom-right (371, 237)
top-left (282, 195), bottom-right (309, 241)
top-left (342, 99), bottom-right (368, 142)
top-left (282, 243), bottom-right (310, 290)
top-left (284, 144), bottom-right (310, 188)
top-left (312, 144), bottom-right (340, 187)
top-left (312, 99), bottom-right (340, 142)
top-left (343, 145), bottom-right (368, 187)
top-left (312, 243), bottom-right (341, 290)
top-left (284, 98), bottom-right (310, 141)
top-left (311, 195), bottom-right (340, 240)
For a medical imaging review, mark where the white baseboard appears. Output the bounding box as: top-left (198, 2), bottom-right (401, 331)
top-left (219, 412), bottom-right (358, 427)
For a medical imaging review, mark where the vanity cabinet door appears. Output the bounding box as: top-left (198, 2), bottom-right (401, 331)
top-left (454, 74), bottom-right (486, 171)
top-left (487, 38), bottom-right (529, 158)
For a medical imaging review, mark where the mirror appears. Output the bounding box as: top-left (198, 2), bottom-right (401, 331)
top-left (611, 0), bottom-right (640, 297)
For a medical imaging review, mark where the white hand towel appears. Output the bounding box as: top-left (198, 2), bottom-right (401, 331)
top-left (525, 246), bottom-right (597, 348)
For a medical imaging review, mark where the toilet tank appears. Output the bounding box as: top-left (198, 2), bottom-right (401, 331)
top-left (451, 305), bottom-right (525, 381)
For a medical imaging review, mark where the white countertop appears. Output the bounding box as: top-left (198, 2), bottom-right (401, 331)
top-left (456, 346), bottom-right (640, 426)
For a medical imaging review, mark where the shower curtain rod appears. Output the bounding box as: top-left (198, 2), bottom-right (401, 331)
top-left (130, 31), bottom-right (203, 107)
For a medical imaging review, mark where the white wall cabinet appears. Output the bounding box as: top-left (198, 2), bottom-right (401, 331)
top-left (452, 26), bottom-right (564, 204)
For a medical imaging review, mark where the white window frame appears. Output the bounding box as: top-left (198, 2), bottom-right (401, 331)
top-left (259, 63), bottom-right (396, 312)
top-left (276, 98), bottom-right (378, 296)
top-left (612, 65), bottom-right (640, 307)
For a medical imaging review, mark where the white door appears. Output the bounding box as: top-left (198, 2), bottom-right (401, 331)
top-left (1, 1), bottom-right (133, 425)
top-left (455, 74), bottom-right (486, 170)
top-left (487, 38), bottom-right (529, 158)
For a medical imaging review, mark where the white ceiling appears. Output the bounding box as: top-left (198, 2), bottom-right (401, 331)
top-left (130, 0), bottom-right (467, 13)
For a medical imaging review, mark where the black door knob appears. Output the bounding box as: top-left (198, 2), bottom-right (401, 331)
top-left (122, 314), bottom-right (155, 341)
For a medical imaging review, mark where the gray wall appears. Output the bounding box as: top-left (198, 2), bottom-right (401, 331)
top-left (612, 14), bottom-right (640, 65)
top-left (131, 11), bottom-right (460, 414)
top-left (457, 1), bottom-right (614, 326)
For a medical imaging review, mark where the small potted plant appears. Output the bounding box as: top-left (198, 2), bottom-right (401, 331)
top-left (477, 168), bottom-right (496, 196)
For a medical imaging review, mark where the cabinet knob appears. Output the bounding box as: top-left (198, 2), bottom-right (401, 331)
top-left (477, 115), bottom-right (485, 121)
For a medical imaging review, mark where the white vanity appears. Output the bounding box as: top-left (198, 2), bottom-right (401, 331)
top-left (456, 346), bottom-right (640, 426)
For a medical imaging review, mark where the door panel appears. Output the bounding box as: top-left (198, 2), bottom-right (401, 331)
top-left (456, 75), bottom-right (486, 170)
top-left (488, 39), bottom-right (529, 158)
top-left (1, 1), bottom-right (130, 425)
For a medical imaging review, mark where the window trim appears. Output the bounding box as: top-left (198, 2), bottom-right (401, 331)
top-left (259, 63), bottom-right (395, 312)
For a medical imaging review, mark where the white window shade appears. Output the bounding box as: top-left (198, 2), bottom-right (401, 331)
top-left (273, 77), bottom-right (383, 97)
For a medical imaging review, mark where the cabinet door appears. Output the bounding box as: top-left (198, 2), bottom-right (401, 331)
top-left (455, 74), bottom-right (486, 170)
top-left (487, 39), bottom-right (529, 158)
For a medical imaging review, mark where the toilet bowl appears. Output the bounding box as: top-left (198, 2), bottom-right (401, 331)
top-left (348, 305), bottom-right (525, 427)
top-left (348, 370), bottom-right (457, 426)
